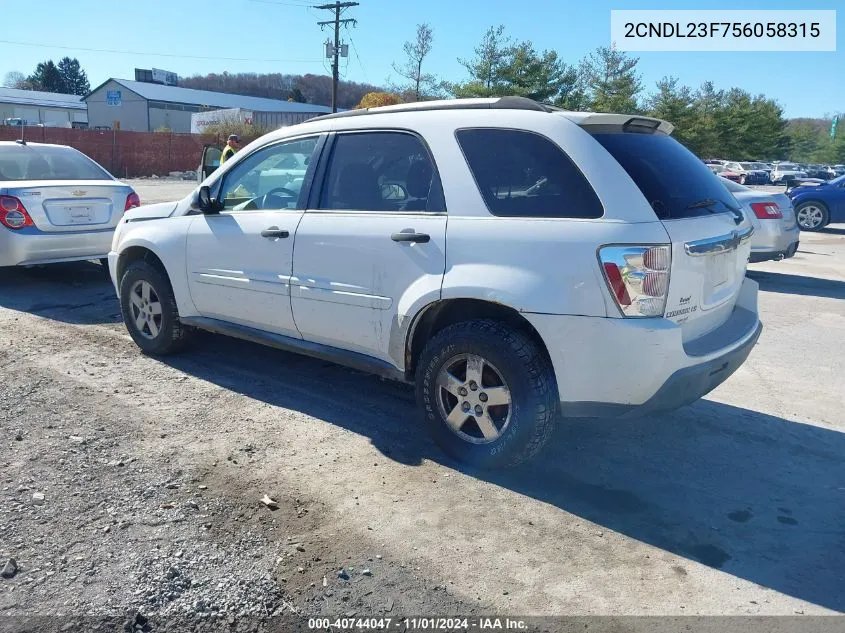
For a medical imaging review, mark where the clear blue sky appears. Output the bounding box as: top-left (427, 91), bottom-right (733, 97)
top-left (2, 0), bottom-right (841, 118)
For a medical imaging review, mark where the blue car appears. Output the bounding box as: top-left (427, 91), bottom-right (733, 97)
top-left (787, 174), bottom-right (845, 231)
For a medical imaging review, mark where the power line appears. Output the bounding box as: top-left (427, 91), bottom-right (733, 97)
top-left (313, 1), bottom-right (359, 112)
top-left (348, 37), bottom-right (367, 82)
top-left (247, 0), bottom-right (315, 6)
top-left (0, 39), bottom-right (323, 64)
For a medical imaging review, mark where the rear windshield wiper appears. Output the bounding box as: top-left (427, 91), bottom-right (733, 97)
top-left (686, 198), bottom-right (745, 224)
top-left (686, 198), bottom-right (720, 210)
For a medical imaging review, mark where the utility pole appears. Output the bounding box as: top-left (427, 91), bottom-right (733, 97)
top-left (314, 1), bottom-right (358, 112)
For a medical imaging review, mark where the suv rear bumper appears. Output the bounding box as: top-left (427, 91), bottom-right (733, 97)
top-left (524, 277), bottom-right (761, 419)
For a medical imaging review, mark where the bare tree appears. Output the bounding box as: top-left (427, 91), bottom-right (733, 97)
top-left (3, 71), bottom-right (27, 89)
top-left (391, 23), bottom-right (442, 101)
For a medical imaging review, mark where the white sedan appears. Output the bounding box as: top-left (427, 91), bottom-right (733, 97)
top-left (0, 141), bottom-right (139, 268)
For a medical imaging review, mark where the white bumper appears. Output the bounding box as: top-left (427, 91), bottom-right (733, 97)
top-left (525, 277), bottom-right (761, 417)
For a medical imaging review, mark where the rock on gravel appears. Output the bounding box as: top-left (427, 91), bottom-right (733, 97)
top-left (2, 558), bottom-right (18, 578)
top-left (260, 494), bottom-right (279, 510)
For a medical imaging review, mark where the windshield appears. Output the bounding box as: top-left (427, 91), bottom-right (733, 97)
top-left (779, 164), bottom-right (798, 170)
top-left (740, 163), bottom-right (755, 170)
top-left (590, 131), bottom-right (740, 219)
top-left (0, 145), bottom-right (112, 181)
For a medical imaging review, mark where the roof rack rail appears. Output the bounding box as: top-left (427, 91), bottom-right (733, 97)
top-left (312, 96), bottom-right (562, 121)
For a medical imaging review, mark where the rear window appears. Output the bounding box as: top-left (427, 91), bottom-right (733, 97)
top-left (0, 145), bottom-right (112, 181)
top-left (590, 131), bottom-right (740, 220)
top-left (455, 128), bottom-right (603, 219)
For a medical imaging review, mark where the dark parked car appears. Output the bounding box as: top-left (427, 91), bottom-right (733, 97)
top-left (804, 164), bottom-right (834, 180)
top-left (787, 173), bottom-right (845, 230)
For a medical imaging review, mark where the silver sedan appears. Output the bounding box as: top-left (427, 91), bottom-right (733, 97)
top-left (720, 176), bottom-right (800, 263)
top-left (0, 141), bottom-right (139, 268)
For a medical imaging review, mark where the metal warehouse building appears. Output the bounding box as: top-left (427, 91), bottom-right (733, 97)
top-left (84, 78), bottom-right (333, 133)
top-left (0, 87), bottom-right (88, 127)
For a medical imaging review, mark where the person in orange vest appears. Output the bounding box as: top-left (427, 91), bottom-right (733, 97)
top-left (220, 134), bottom-right (240, 164)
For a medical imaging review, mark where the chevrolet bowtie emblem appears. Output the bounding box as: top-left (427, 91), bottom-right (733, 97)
top-left (71, 190), bottom-right (87, 197)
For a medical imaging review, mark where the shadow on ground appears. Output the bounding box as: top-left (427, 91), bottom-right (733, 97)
top-left (747, 270), bottom-right (845, 300)
top-left (5, 264), bottom-right (844, 611)
top-left (161, 332), bottom-right (845, 613)
top-left (0, 261), bottom-right (120, 325)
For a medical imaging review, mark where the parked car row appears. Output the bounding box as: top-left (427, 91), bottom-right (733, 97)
top-left (705, 159), bottom-right (845, 185)
top-left (2, 98), bottom-right (839, 468)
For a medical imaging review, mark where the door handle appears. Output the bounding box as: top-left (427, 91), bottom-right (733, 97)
top-left (261, 227), bottom-right (289, 239)
top-left (391, 232), bottom-right (430, 244)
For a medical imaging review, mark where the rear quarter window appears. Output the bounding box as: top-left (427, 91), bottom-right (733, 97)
top-left (455, 128), bottom-right (603, 219)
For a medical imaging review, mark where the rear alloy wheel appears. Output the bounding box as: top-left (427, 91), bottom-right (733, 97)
top-left (739, 174), bottom-right (746, 185)
top-left (435, 353), bottom-right (513, 445)
top-left (119, 260), bottom-right (192, 355)
top-left (417, 320), bottom-right (558, 469)
top-left (795, 202), bottom-right (828, 231)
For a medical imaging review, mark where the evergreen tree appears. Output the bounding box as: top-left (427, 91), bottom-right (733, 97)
top-left (579, 45), bottom-right (642, 113)
top-left (27, 60), bottom-right (63, 92)
top-left (646, 76), bottom-right (695, 149)
top-left (57, 57), bottom-right (90, 95)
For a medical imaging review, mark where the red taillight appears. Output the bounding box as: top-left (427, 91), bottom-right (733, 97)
top-left (602, 262), bottom-right (632, 306)
top-left (599, 245), bottom-right (672, 317)
top-left (0, 195), bottom-right (34, 229)
top-left (124, 192), bottom-right (141, 211)
top-left (750, 201), bottom-right (782, 219)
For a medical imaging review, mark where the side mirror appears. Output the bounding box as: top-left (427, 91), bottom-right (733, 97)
top-left (381, 183), bottom-right (408, 201)
top-left (197, 186), bottom-right (218, 214)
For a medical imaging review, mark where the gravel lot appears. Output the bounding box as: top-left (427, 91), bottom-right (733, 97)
top-left (1, 179), bottom-right (843, 629)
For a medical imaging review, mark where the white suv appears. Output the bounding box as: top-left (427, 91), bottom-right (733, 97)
top-left (108, 97), bottom-right (761, 469)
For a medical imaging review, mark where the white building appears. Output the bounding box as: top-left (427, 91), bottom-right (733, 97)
top-left (0, 87), bottom-right (88, 127)
top-left (85, 78), bottom-right (334, 133)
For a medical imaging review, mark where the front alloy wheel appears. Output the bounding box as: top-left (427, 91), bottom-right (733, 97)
top-left (128, 280), bottom-right (163, 340)
top-left (119, 259), bottom-right (192, 355)
top-left (796, 204), bottom-right (826, 231)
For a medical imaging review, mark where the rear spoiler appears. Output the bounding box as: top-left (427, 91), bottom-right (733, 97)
top-left (561, 112), bottom-right (674, 135)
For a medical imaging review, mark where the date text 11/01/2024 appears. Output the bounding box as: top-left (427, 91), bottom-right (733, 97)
top-left (624, 22), bottom-right (820, 38)
top-left (307, 617), bottom-right (529, 630)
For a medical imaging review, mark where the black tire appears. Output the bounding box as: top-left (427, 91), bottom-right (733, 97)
top-left (416, 320), bottom-right (558, 469)
top-left (119, 260), bottom-right (193, 355)
top-left (794, 201), bottom-right (829, 232)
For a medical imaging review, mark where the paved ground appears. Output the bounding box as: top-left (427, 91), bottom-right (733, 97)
top-left (126, 178), bottom-right (198, 205)
top-left (1, 179), bottom-right (843, 627)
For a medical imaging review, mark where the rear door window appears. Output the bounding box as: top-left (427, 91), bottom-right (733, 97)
top-left (317, 131), bottom-right (444, 212)
top-left (589, 131), bottom-right (742, 220)
top-left (455, 128), bottom-right (602, 219)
